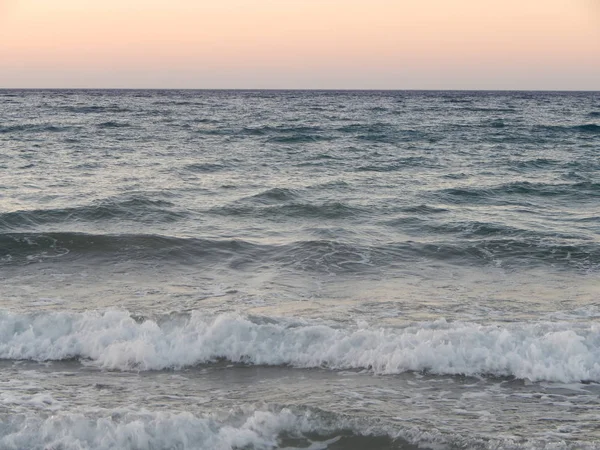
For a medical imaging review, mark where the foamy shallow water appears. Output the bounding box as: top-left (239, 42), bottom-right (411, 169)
top-left (2, 357), bottom-right (600, 450)
top-left (1, 310), bottom-right (600, 449)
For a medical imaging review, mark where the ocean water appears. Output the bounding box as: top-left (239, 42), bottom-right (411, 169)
top-left (0, 89), bottom-right (599, 449)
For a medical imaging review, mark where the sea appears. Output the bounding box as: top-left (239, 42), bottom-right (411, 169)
top-left (0, 89), bottom-right (599, 449)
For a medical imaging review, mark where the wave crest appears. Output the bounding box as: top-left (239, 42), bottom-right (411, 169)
top-left (0, 408), bottom-right (355, 450)
top-left (1, 310), bottom-right (599, 383)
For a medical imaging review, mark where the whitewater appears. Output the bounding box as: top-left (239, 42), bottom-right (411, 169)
top-left (2, 310), bottom-right (600, 383)
top-left (1, 89), bottom-right (599, 449)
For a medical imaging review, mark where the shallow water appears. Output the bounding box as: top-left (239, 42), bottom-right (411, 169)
top-left (0, 89), bottom-right (599, 449)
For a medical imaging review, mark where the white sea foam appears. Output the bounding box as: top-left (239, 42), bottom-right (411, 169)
top-left (0, 409), bottom-right (331, 450)
top-left (0, 310), bottom-right (599, 382)
top-left (1, 406), bottom-right (598, 450)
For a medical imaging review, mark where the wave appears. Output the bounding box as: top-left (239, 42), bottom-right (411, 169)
top-left (397, 204), bottom-right (448, 214)
top-left (97, 121), bottom-right (131, 128)
top-left (1, 310), bottom-right (599, 383)
top-left (537, 124), bottom-right (600, 134)
top-left (402, 238), bottom-right (599, 269)
top-left (574, 123), bottom-right (600, 133)
top-left (240, 125), bottom-right (329, 143)
top-left (2, 405), bottom-right (596, 450)
top-left (306, 180), bottom-right (350, 190)
top-left (182, 162), bottom-right (227, 173)
top-left (0, 408), bottom-right (377, 450)
top-left (488, 120), bottom-right (506, 128)
top-left (0, 233), bottom-right (264, 266)
top-left (1, 231), bottom-right (597, 270)
top-left (191, 125), bottom-right (327, 138)
top-left (61, 105), bottom-right (133, 114)
top-left (509, 158), bottom-right (559, 170)
top-left (335, 123), bottom-right (429, 143)
top-left (437, 181), bottom-right (600, 203)
top-left (441, 96), bottom-right (473, 104)
top-left (244, 125), bottom-right (323, 134)
top-left (266, 134), bottom-right (333, 143)
top-left (247, 188), bottom-right (301, 203)
top-left (0, 124), bottom-right (73, 134)
top-left (212, 201), bottom-right (363, 220)
top-left (394, 219), bottom-right (586, 241)
top-left (356, 157), bottom-right (438, 172)
top-left (460, 106), bottom-right (517, 113)
top-left (0, 196), bottom-right (185, 230)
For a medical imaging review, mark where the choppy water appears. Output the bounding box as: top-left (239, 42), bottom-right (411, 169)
top-left (1, 89), bottom-right (599, 449)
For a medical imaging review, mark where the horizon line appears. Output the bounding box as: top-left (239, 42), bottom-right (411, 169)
top-left (1, 88), bottom-right (599, 93)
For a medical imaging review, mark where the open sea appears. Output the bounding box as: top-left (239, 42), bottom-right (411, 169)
top-left (0, 89), bottom-right (599, 449)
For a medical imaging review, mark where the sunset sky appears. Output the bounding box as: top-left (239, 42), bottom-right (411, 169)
top-left (1, 0), bottom-right (599, 89)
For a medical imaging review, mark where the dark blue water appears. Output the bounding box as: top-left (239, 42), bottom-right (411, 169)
top-left (1, 90), bottom-right (599, 449)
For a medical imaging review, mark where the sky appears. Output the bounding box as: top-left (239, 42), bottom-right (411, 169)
top-left (0, 0), bottom-right (599, 90)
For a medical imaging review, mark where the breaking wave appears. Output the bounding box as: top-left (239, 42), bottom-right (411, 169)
top-left (1, 310), bottom-right (599, 383)
top-left (3, 405), bottom-right (594, 450)
top-left (0, 408), bottom-right (404, 450)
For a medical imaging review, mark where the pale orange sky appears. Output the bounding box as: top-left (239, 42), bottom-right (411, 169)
top-left (0, 0), bottom-right (599, 89)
